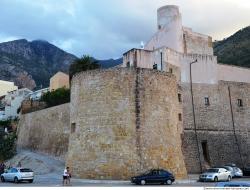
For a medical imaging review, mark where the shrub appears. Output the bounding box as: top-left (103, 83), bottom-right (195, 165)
top-left (41, 87), bottom-right (70, 108)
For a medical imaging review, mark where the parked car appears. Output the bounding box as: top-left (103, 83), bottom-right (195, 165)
top-left (1, 167), bottom-right (34, 183)
top-left (222, 166), bottom-right (235, 177)
top-left (131, 169), bottom-right (175, 185)
top-left (199, 168), bottom-right (232, 182)
top-left (224, 164), bottom-right (243, 177)
top-left (242, 165), bottom-right (250, 176)
top-left (216, 181), bottom-right (250, 187)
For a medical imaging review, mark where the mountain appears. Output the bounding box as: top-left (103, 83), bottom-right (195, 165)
top-left (0, 39), bottom-right (122, 90)
top-left (0, 39), bottom-right (77, 90)
top-left (214, 26), bottom-right (250, 68)
top-left (97, 58), bottom-right (122, 69)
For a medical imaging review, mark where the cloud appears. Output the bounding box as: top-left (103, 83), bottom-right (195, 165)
top-left (0, 0), bottom-right (249, 59)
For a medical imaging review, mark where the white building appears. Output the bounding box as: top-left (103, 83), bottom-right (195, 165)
top-left (123, 5), bottom-right (250, 85)
top-left (28, 88), bottom-right (49, 101)
top-left (1, 88), bottom-right (32, 120)
top-left (0, 80), bottom-right (18, 97)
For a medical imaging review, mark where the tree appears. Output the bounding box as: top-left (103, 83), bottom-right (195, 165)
top-left (0, 119), bottom-right (17, 161)
top-left (40, 87), bottom-right (70, 108)
top-left (0, 133), bottom-right (17, 161)
top-left (69, 55), bottom-right (100, 80)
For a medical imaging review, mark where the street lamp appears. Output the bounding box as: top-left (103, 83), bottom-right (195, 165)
top-left (189, 59), bottom-right (203, 173)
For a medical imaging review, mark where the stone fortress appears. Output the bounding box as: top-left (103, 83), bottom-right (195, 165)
top-left (17, 5), bottom-right (250, 180)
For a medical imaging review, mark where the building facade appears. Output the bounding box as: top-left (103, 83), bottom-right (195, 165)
top-left (1, 88), bottom-right (32, 120)
top-left (17, 5), bottom-right (250, 179)
top-left (123, 5), bottom-right (250, 173)
top-left (49, 72), bottom-right (69, 91)
top-left (28, 88), bottom-right (49, 101)
top-left (0, 80), bottom-right (18, 97)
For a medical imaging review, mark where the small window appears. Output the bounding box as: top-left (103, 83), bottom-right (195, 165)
top-left (178, 113), bottom-right (182, 121)
top-left (126, 62), bottom-right (130, 68)
top-left (178, 94), bottom-right (182, 103)
top-left (237, 99), bottom-right (243, 107)
top-left (205, 97), bottom-right (210, 106)
top-left (169, 68), bottom-right (173, 73)
top-left (153, 64), bottom-right (158, 70)
top-left (71, 123), bottom-right (76, 133)
top-left (158, 25), bottom-right (161, 30)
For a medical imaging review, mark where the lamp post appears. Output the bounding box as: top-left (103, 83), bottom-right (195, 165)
top-left (189, 59), bottom-right (203, 173)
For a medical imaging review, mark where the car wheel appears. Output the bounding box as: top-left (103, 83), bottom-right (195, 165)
top-left (140, 180), bottom-right (146, 185)
top-left (1, 176), bottom-right (5, 182)
top-left (14, 177), bottom-right (19, 184)
top-left (227, 176), bottom-right (231, 181)
top-left (214, 176), bottom-right (218, 182)
top-left (166, 179), bottom-right (172, 185)
top-left (29, 179), bottom-right (33, 183)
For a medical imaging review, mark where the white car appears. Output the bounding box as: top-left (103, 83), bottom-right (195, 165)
top-left (199, 168), bottom-right (232, 182)
top-left (1, 167), bottom-right (34, 183)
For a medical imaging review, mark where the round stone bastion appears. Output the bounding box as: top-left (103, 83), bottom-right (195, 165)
top-left (66, 68), bottom-right (187, 180)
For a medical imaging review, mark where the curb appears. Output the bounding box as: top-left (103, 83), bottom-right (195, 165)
top-left (71, 178), bottom-right (198, 184)
top-left (175, 179), bottom-right (198, 184)
top-left (71, 179), bottom-right (131, 184)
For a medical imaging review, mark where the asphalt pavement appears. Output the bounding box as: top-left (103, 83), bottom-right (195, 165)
top-left (1, 174), bottom-right (250, 187)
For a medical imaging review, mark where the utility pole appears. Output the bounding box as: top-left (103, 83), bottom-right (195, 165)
top-left (228, 86), bottom-right (244, 168)
top-left (189, 59), bottom-right (203, 172)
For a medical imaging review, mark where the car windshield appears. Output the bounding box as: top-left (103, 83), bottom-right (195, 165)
top-left (206, 169), bottom-right (219, 173)
top-left (20, 168), bottom-right (33, 172)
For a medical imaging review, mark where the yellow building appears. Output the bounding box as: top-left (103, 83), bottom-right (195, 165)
top-left (0, 80), bottom-right (18, 97)
top-left (49, 72), bottom-right (69, 91)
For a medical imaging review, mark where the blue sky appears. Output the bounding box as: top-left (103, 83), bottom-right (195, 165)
top-left (0, 0), bottom-right (249, 59)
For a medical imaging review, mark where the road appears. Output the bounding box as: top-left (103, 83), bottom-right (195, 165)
top-left (0, 174), bottom-right (249, 187)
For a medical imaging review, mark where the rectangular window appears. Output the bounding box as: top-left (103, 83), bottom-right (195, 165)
top-left (153, 64), bottom-right (158, 70)
top-left (71, 123), bottom-right (76, 133)
top-left (237, 99), bottom-right (243, 107)
top-left (126, 62), bottom-right (130, 68)
top-left (178, 113), bottom-right (182, 121)
top-left (205, 97), bottom-right (210, 106)
top-left (178, 93), bottom-right (182, 102)
top-left (169, 68), bottom-right (173, 73)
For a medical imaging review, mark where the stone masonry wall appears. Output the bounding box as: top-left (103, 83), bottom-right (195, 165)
top-left (17, 103), bottom-right (70, 160)
top-left (67, 68), bottom-right (187, 180)
top-left (182, 81), bottom-right (250, 173)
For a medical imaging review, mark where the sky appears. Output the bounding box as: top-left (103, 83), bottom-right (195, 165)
top-left (0, 0), bottom-right (250, 59)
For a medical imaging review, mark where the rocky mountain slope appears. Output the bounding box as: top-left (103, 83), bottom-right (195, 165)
top-left (0, 39), bottom-right (77, 90)
top-left (0, 39), bottom-right (122, 90)
top-left (214, 26), bottom-right (250, 68)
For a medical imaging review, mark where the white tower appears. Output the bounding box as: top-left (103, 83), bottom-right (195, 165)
top-left (145, 5), bottom-right (184, 53)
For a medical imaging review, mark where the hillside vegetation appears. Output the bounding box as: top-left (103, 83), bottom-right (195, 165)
top-left (0, 39), bottom-right (122, 90)
top-left (214, 26), bottom-right (250, 68)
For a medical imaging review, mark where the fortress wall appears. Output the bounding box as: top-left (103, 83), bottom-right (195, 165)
top-left (17, 103), bottom-right (70, 160)
top-left (165, 48), bottom-right (218, 84)
top-left (123, 49), bottom-right (153, 69)
top-left (218, 64), bottom-right (250, 83)
top-left (67, 68), bottom-right (187, 180)
top-left (183, 27), bottom-right (213, 55)
top-left (181, 82), bottom-right (250, 173)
